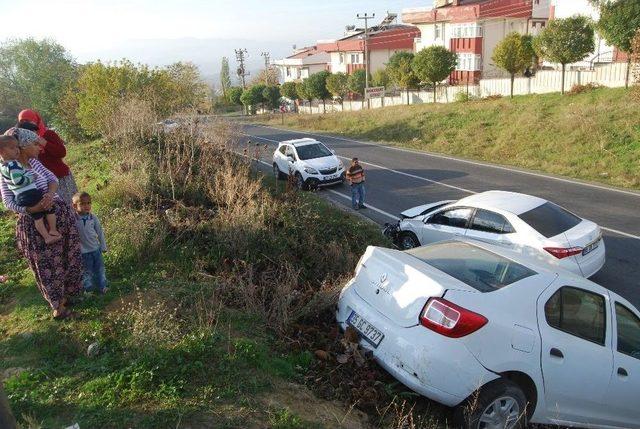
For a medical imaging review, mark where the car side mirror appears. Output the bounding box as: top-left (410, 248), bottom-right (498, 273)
top-left (287, 155), bottom-right (295, 162)
top-left (423, 215), bottom-right (432, 224)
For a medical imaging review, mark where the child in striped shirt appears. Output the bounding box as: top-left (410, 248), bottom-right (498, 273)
top-left (0, 135), bottom-right (60, 244)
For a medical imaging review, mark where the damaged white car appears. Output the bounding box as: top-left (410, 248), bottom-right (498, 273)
top-left (337, 239), bottom-right (640, 428)
top-left (383, 191), bottom-right (605, 278)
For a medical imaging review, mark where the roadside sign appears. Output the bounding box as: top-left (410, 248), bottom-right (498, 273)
top-left (365, 86), bottom-right (385, 99)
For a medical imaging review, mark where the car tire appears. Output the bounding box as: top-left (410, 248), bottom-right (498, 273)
top-left (295, 172), bottom-right (308, 191)
top-left (398, 232), bottom-right (420, 250)
top-left (273, 163), bottom-right (287, 180)
top-left (453, 379), bottom-right (528, 429)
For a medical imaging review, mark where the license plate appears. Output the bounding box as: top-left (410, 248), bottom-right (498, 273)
top-left (582, 238), bottom-right (600, 256)
top-left (347, 311), bottom-right (384, 347)
top-left (325, 173), bottom-right (338, 180)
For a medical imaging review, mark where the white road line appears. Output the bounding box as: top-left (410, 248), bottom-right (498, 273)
top-left (239, 133), bottom-right (640, 241)
top-left (249, 124), bottom-right (640, 199)
top-left (241, 132), bottom-right (474, 193)
top-left (243, 151), bottom-right (399, 222)
top-left (326, 189), bottom-right (399, 221)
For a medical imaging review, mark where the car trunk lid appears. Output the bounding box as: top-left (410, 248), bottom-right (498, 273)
top-left (353, 246), bottom-right (473, 327)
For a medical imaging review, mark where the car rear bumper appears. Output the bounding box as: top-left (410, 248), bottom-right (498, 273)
top-left (336, 281), bottom-right (497, 407)
top-left (576, 239), bottom-right (606, 278)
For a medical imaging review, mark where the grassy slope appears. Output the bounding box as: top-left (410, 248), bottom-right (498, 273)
top-left (0, 140), bottom-right (384, 429)
top-left (260, 87), bottom-right (640, 189)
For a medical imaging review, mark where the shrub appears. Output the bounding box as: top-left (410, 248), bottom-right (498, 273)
top-left (567, 83), bottom-right (604, 95)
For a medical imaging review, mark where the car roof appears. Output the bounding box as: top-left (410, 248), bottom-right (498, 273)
top-left (455, 190), bottom-right (546, 215)
top-left (280, 138), bottom-right (321, 147)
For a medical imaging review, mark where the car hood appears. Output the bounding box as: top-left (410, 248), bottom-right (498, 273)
top-left (400, 200), bottom-right (455, 219)
top-left (301, 156), bottom-right (341, 170)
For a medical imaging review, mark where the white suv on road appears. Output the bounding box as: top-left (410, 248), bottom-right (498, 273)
top-left (272, 138), bottom-right (345, 190)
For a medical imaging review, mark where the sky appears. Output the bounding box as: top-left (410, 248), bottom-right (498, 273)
top-left (0, 0), bottom-right (430, 78)
top-left (0, 0), bottom-right (593, 82)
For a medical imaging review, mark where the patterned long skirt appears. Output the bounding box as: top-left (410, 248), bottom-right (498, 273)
top-left (16, 199), bottom-right (83, 310)
top-left (57, 173), bottom-right (78, 206)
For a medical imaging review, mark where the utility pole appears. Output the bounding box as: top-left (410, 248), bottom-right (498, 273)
top-left (261, 52), bottom-right (271, 70)
top-left (357, 12), bottom-right (375, 108)
top-left (235, 48), bottom-right (249, 89)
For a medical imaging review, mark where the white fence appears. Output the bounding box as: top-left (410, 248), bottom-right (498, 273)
top-left (296, 62), bottom-right (630, 115)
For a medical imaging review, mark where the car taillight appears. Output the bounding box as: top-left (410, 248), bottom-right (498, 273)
top-left (543, 246), bottom-right (583, 259)
top-left (419, 298), bottom-right (488, 338)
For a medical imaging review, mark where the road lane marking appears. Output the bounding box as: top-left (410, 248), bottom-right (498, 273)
top-left (239, 133), bottom-right (640, 241)
top-left (248, 124), bottom-right (640, 199)
top-left (241, 151), bottom-right (399, 222)
top-left (325, 190), bottom-right (399, 221)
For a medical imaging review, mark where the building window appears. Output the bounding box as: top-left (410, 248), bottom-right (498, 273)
top-left (339, 53), bottom-right (344, 64)
top-left (434, 24), bottom-right (441, 40)
top-left (451, 23), bottom-right (483, 38)
top-left (350, 53), bottom-right (361, 64)
top-left (456, 53), bottom-right (482, 71)
top-left (286, 67), bottom-right (291, 77)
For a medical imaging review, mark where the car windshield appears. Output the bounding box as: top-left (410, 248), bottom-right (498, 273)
top-left (518, 202), bottom-right (581, 238)
top-left (296, 143), bottom-right (332, 160)
top-left (407, 241), bottom-right (537, 292)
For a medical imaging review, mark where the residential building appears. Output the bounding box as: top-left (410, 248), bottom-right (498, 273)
top-left (316, 24), bottom-right (420, 75)
top-left (273, 46), bottom-right (330, 83)
top-left (551, 0), bottom-right (628, 67)
top-left (403, 0), bottom-right (551, 83)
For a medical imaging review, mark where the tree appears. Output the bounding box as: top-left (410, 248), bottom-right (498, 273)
top-left (280, 81), bottom-right (299, 112)
top-left (227, 86), bottom-right (243, 105)
top-left (326, 72), bottom-right (349, 108)
top-left (220, 57), bottom-right (231, 100)
top-left (371, 69), bottom-right (390, 88)
top-left (0, 38), bottom-right (76, 123)
top-left (252, 68), bottom-right (279, 86)
top-left (411, 46), bottom-right (458, 103)
top-left (386, 51), bottom-right (420, 105)
top-left (492, 32), bottom-right (535, 98)
top-left (534, 16), bottom-right (595, 94)
top-left (295, 81), bottom-right (312, 108)
top-left (596, 0), bottom-right (640, 88)
top-left (262, 86), bottom-right (282, 110)
top-left (240, 85), bottom-right (265, 114)
top-left (347, 69), bottom-right (367, 98)
top-left (305, 71), bottom-right (331, 113)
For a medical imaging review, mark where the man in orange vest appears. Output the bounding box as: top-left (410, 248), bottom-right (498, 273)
top-left (346, 157), bottom-right (366, 210)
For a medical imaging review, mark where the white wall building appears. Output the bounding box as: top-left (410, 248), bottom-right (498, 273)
top-left (273, 46), bottom-right (330, 83)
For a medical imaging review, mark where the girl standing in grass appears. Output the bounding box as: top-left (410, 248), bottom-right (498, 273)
top-left (0, 128), bottom-right (83, 320)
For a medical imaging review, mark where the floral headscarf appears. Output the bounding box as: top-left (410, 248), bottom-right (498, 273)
top-left (4, 127), bottom-right (39, 148)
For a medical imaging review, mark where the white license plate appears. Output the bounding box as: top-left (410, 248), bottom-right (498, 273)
top-left (325, 173), bottom-right (338, 180)
top-left (582, 238), bottom-right (600, 256)
top-left (347, 311), bottom-right (384, 347)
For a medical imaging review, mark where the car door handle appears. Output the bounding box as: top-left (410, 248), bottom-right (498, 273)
top-left (618, 367), bottom-right (629, 377)
top-left (550, 348), bottom-right (564, 358)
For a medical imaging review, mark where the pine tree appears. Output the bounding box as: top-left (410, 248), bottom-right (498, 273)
top-left (220, 57), bottom-right (231, 100)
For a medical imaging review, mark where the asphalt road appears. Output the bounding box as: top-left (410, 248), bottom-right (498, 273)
top-left (238, 122), bottom-right (640, 308)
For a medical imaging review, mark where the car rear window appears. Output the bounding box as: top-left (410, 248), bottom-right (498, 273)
top-left (518, 202), bottom-right (581, 238)
top-left (407, 241), bottom-right (537, 292)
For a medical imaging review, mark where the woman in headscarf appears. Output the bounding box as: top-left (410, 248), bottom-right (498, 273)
top-left (17, 109), bottom-right (78, 204)
top-left (1, 127), bottom-right (83, 319)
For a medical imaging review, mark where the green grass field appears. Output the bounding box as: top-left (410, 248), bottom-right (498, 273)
top-left (259, 87), bottom-right (640, 190)
top-left (0, 135), bottom-right (391, 428)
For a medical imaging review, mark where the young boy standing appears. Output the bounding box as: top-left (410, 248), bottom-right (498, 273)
top-left (72, 192), bottom-right (108, 294)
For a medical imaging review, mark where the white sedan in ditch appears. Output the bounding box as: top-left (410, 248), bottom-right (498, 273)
top-left (388, 190), bottom-right (605, 278)
top-left (337, 239), bottom-right (640, 428)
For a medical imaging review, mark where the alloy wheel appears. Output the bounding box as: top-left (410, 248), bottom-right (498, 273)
top-left (478, 396), bottom-right (521, 429)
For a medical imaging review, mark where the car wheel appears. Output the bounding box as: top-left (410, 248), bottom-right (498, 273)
top-left (273, 163), bottom-right (286, 180)
top-left (295, 172), bottom-right (308, 191)
top-left (398, 232), bottom-right (420, 250)
top-left (454, 379), bottom-right (528, 429)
